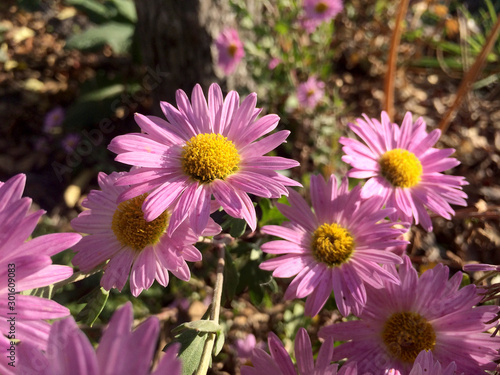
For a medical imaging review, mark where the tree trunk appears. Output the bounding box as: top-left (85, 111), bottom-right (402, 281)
top-left (133, 0), bottom-right (254, 112)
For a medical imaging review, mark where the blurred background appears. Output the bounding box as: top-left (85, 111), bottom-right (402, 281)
top-left (1, 0), bottom-right (499, 373)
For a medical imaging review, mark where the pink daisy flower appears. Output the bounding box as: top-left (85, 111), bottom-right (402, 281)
top-left (108, 83), bottom-right (300, 234)
top-left (340, 111), bottom-right (468, 231)
top-left (260, 174), bottom-right (408, 317)
top-left (18, 302), bottom-right (182, 375)
top-left (301, 0), bottom-right (343, 32)
top-left (241, 327), bottom-right (343, 375)
top-left (319, 255), bottom-right (500, 374)
top-left (297, 76), bottom-right (325, 109)
top-left (71, 171), bottom-right (221, 297)
top-left (0, 174), bottom-right (81, 374)
top-left (215, 28), bottom-right (245, 75)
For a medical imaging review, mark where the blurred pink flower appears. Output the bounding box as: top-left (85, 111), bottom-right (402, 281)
top-left (108, 83), bottom-right (300, 234)
top-left (71, 171), bottom-right (221, 297)
top-left (234, 334), bottom-right (257, 361)
top-left (296, 76), bottom-right (325, 109)
top-left (43, 106), bottom-right (65, 133)
top-left (268, 57), bottom-right (281, 70)
top-left (61, 133), bottom-right (80, 153)
top-left (319, 255), bottom-right (500, 374)
top-left (241, 328), bottom-right (344, 375)
top-left (260, 174), bottom-right (407, 317)
top-left (215, 28), bottom-right (245, 75)
top-left (340, 111), bottom-right (468, 231)
top-left (18, 302), bottom-right (182, 375)
top-left (301, 0), bottom-right (343, 32)
top-left (0, 174), bottom-right (81, 374)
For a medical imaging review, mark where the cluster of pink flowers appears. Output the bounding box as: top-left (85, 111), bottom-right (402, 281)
top-left (3, 79), bottom-right (496, 373)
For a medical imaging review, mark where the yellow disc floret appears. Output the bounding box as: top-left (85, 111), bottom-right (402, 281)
top-left (111, 194), bottom-right (170, 252)
top-left (379, 148), bottom-right (423, 188)
top-left (382, 311), bottom-right (436, 363)
top-left (315, 2), bottom-right (328, 13)
top-left (227, 44), bottom-right (238, 57)
top-left (182, 133), bottom-right (240, 183)
top-left (311, 223), bottom-right (355, 266)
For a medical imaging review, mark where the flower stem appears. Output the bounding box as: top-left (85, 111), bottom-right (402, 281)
top-left (438, 14), bottom-right (500, 135)
top-left (195, 244), bottom-right (225, 375)
top-left (384, 0), bottom-right (410, 119)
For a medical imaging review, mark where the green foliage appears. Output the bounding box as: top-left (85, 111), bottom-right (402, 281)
top-left (75, 287), bottom-right (109, 327)
top-left (223, 248), bottom-right (240, 304)
top-left (66, 22), bottom-right (134, 54)
top-left (258, 197), bottom-right (287, 227)
top-left (64, 0), bottom-right (137, 54)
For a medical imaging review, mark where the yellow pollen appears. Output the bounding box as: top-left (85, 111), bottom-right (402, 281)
top-left (311, 223), bottom-right (355, 266)
top-left (382, 311), bottom-right (436, 363)
top-left (315, 2), bottom-right (329, 13)
top-left (227, 44), bottom-right (238, 57)
top-left (379, 149), bottom-right (423, 188)
top-left (182, 133), bottom-right (240, 183)
top-left (111, 194), bottom-right (170, 251)
top-left (306, 89), bottom-right (315, 97)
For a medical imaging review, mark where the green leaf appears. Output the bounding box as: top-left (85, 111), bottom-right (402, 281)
top-left (230, 218), bottom-right (247, 237)
top-left (75, 287), bottom-right (109, 327)
top-left (214, 331), bottom-right (225, 356)
top-left (460, 272), bottom-right (471, 288)
top-left (174, 320), bottom-right (222, 334)
top-left (237, 258), bottom-right (274, 306)
top-left (223, 249), bottom-right (239, 303)
top-left (108, 0), bottom-right (137, 23)
top-left (65, 0), bottom-right (112, 24)
top-left (65, 22), bottom-right (134, 54)
top-left (78, 84), bottom-right (125, 102)
top-left (258, 197), bottom-right (287, 227)
top-left (173, 329), bottom-right (208, 375)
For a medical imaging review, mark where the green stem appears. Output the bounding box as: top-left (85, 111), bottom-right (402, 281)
top-left (195, 245), bottom-right (225, 375)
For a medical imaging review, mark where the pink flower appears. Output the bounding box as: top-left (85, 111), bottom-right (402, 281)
top-left (71, 171), bottom-right (221, 297)
top-left (61, 133), bottom-right (80, 153)
top-left (260, 174), bottom-right (407, 317)
top-left (0, 174), bottom-right (81, 374)
top-left (18, 302), bottom-right (182, 375)
top-left (241, 328), bottom-right (343, 375)
top-left (43, 106), bottom-right (65, 133)
top-left (297, 76), bottom-right (325, 109)
top-left (215, 28), bottom-right (245, 75)
top-left (234, 333), bottom-right (257, 361)
top-left (340, 111), bottom-right (468, 231)
top-left (108, 83), bottom-right (300, 234)
top-left (319, 255), bottom-right (500, 374)
top-left (268, 57), bottom-right (281, 70)
top-left (301, 0), bottom-right (343, 32)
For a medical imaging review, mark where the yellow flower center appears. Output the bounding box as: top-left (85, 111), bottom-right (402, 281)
top-left (306, 89), bottom-right (315, 97)
top-left (382, 311), bottom-right (436, 363)
top-left (379, 149), bottom-right (423, 188)
top-left (227, 43), bottom-right (238, 57)
top-left (311, 223), bottom-right (355, 266)
top-left (314, 1), bottom-right (328, 13)
top-left (181, 133), bottom-right (240, 183)
top-left (111, 194), bottom-right (170, 252)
